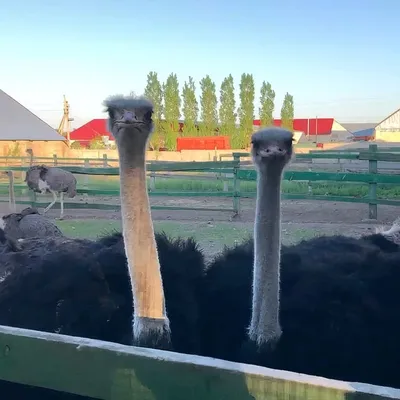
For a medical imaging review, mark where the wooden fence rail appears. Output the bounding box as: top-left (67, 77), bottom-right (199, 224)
top-left (0, 144), bottom-right (399, 218)
top-left (1, 325), bottom-right (398, 399)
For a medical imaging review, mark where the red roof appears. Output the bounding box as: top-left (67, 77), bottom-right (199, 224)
top-left (253, 118), bottom-right (334, 135)
top-left (70, 119), bottom-right (112, 146)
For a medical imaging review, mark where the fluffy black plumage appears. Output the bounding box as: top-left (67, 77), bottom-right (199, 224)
top-left (0, 231), bottom-right (204, 398)
top-left (200, 233), bottom-right (400, 389)
top-left (0, 231), bottom-right (204, 351)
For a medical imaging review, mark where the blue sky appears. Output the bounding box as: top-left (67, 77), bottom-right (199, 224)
top-left (1, 0), bottom-right (399, 128)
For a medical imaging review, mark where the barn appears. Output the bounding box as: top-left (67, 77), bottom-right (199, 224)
top-left (0, 89), bottom-right (67, 156)
top-left (374, 108), bottom-right (400, 142)
top-left (70, 119), bottom-right (187, 148)
top-left (253, 118), bottom-right (351, 143)
top-left (340, 123), bottom-right (377, 142)
top-left (70, 119), bottom-right (114, 148)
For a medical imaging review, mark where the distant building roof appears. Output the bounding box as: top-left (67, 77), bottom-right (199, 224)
top-left (352, 127), bottom-right (375, 138)
top-left (0, 90), bottom-right (66, 141)
top-left (254, 118), bottom-right (334, 135)
top-left (70, 119), bottom-right (111, 145)
top-left (340, 123), bottom-right (377, 133)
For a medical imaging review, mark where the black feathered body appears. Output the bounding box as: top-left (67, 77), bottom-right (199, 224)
top-left (200, 234), bottom-right (400, 389)
top-left (0, 231), bottom-right (205, 353)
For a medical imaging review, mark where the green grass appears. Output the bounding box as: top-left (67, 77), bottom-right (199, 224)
top-left (76, 175), bottom-right (400, 199)
top-left (2, 173), bottom-right (400, 200)
top-left (56, 219), bottom-right (330, 259)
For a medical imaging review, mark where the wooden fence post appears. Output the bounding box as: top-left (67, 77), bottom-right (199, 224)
top-left (29, 189), bottom-right (37, 207)
top-left (103, 154), bottom-right (108, 167)
top-left (233, 154), bottom-right (241, 215)
top-left (84, 159), bottom-right (90, 188)
top-left (368, 143), bottom-right (378, 219)
top-left (149, 172), bottom-right (156, 191)
top-left (53, 154), bottom-right (58, 166)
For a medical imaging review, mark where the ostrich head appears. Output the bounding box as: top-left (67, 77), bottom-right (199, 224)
top-left (251, 127), bottom-right (294, 173)
top-left (104, 96), bottom-right (153, 155)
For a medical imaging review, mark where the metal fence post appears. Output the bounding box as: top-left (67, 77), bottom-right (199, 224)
top-left (368, 143), bottom-right (378, 219)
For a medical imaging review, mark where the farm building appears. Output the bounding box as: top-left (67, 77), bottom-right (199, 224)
top-left (340, 108), bottom-right (400, 143)
top-left (253, 118), bottom-right (351, 143)
top-left (70, 118), bottom-right (114, 148)
top-left (340, 123), bottom-right (377, 142)
top-left (0, 89), bottom-right (67, 156)
top-left (374, 108), bottom-right (400, 141)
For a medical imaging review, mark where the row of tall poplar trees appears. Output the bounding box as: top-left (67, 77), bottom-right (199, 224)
top-left (143, 71), bottom-right (294, 150)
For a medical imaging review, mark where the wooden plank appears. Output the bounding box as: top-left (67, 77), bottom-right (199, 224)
top-left (0, 326), bottom-right (398, 400)
top-left (76, 189), bottom-right (235, 197)
top-left (4, 201), bottom-right (234, 213)
top-left (239, 192), bottom-right (400, 206)
top-left (359, 152), bottom-right (400, 162)
top-left (232, 152), bottom-right (360, 160)
top-left (313, 147), bottom-right (400, 154)
top-left (237, 169), bottom-right (400, 184)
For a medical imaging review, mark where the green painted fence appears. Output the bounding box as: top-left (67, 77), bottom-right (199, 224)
top-left (1, 144), bottom-right (400, 218)
top-left (0, 325), bottom-right (399, 399)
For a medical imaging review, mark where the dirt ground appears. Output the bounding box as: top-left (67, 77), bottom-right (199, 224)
top-left (4, 196), bottom-right (397, 236)
top-left (2, 196), bottom-right (398, 261)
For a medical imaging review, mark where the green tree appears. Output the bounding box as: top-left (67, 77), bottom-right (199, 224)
top-left (163, 73), bottom-right (181, 150)
top-left (280, 92), bottom-right (294, 131)
top-left (70, 141), bottom-right (82, 149)
top-left (181, 76), bottom-right (198, 136)
top-left (219, 74), bottom-right (237, 141)
top-left (88, 135), bottom-right (106, 149)
top-left (259, 81), bottom-right (275, 128)
top-left (237, 73), bottom-right (255, 148)
top-left (144, 72), bottom-right (163, 150)
top-left (199, 75), bottom-right (218, 136)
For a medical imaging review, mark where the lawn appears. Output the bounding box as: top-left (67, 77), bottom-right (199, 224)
top-left (56, 219), bottom-right (325, 261)
top-left (75, 175), bottom-right (400, 199)
top-left (2, 171), bottom-right (400, 200)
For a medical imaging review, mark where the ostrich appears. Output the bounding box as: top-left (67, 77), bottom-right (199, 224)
top-left (25, 148), bottom-right (77, 220)
top-left (0, 206), bottom-right (63, 242)
top-left (200, 127), bottom-right (400, 389)
top-left (0, 96), bottom-right (204, 383)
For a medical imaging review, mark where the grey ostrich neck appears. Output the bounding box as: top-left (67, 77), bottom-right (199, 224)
top-left (113, 116), bottom-right (169, 347)
top-left (248, 127), bottom-right (292, 348)
top-left (249, 165), bottom-right (283, 346)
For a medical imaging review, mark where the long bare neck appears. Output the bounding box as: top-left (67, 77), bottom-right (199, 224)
top-left (8, 173), bottom-right (16, 212)
top-left (249, 167), bottom-right (282, 346)
top-left (117, 138), bottom-right (167, 330)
